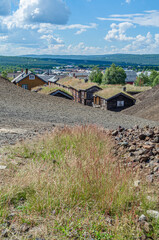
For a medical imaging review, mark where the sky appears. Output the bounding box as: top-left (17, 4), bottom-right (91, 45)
top-left (0, 0), bottom-right (159, 55)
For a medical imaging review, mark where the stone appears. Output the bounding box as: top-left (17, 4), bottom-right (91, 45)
top-left (129, 145), bottom-right (136, 152)
top-left (139, 134), bottom-right (146, 140)
top-left (1, 229), bottom-right (9, 237)
top-left (20, 223), bottom-right (30, 233)
top-left (152, 136), bottom-right (159, 143)
top-left (134, 180), bottom-right (140, 187)
top-left (112, 130), bottom-right (118, 136)
top-left (143, 145), bottom-right (154, 151)
top-left (139, 214), bottom-right (146, 222)
top-left (146, 175), bottom-right (154, 183)
top-left (119, 141), bottom-right (129, 147)
top-left (146, 210), bottom-right (159, 219)
top-left (0, 165), bottom-right (7, 170)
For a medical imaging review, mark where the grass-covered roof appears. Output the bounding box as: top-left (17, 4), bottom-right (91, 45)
top-left (58, 77), bottom-right (99, 90)
top-left (32, 85), bottom-right (73, 97)
top-left (94, 88), bottom-right (136, 100)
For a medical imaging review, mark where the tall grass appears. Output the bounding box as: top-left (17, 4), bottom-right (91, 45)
top-left (0, 126), bottom-right (158, 239)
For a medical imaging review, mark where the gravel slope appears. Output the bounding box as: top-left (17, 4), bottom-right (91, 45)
top-left (123, 84), bottom-right (159, 121)
top-left (0, 77), bottom-right (159, 146)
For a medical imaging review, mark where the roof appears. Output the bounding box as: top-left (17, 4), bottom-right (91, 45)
top-left (57, 77), bottom-right (101, 91)
top-left (12, 71), bottom-right (31, 83)
top-left (12, 72), bottom-right (51, 84)
top-left (31, 85), bottom-right (73, 97)
top-left (94, 88), bottom-right (136, 101)
top-left (49, 90), bottom-right (73, 99)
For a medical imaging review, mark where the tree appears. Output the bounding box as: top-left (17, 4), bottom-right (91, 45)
top-left (152, 75), bottom-right (159, 86)
top-left (89, 67), bottom-right (103, 84)
top-left (1, 70), bottom-right (8, 79)
top-left (135, 72), bottom-right (150, 86)
top-left (102, 64), bottom-right (126, 85)
top-left (149, 70), bottom-right (158, 85)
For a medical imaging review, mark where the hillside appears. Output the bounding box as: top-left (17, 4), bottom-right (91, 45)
top-left (22, 54), bottom-right (159, 66)
top-left (1, 54), bottom-right (159, 69)
top-left (0, 76), bottom-right (158, 146)
top-left (123, 84), bottom-right (159, 121)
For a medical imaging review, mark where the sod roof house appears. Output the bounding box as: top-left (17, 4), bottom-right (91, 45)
top-left (31, 85), bottom-right (73, 100)
top-left (55, 77), bottom-right (102, 106)
top-left (12, 69), bottom-right (53, 90)
top-left (93, 88), bottom-right (136, 111)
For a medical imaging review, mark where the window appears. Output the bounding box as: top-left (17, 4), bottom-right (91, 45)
top-left (22, 84), bottom-right (28, 89)
top-left (29, 74), bottom-right (35, 80)
top-left (117, 101), bottom-right (124, 107)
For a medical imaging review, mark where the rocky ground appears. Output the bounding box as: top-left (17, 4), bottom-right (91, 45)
top-left (110, 125), bottom-right (159, 184)
top-left (0, 77), bottom-right (159, 147)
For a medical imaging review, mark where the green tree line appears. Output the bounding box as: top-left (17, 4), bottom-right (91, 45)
top-left (89, 64), bottom-right (159, 87)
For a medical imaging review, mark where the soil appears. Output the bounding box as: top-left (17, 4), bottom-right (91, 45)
top-left (124, 84), bottom-right (159, 121)
top-left (0, 77), bottom-right (159, 147)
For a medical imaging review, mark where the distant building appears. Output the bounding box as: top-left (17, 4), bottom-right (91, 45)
top-left (69, 71), bottom-right (91, 80)
top-left (125, 70), bottom-right (137, 85)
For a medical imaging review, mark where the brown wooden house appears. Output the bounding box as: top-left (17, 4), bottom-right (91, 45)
top-left (54, 77), bottom-right (102, 106)
top-left (94, 88), bottom-right (136, 111)
top-left (12, 69), bottom-right (48, 90)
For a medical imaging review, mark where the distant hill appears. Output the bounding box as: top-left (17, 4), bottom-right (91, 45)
top-left (1, 54), bottom-right (159, 69)
top-left (21, 54), bottom-right (159, 66)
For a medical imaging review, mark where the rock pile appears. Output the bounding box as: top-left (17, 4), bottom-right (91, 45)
top-left (111, 125), bottom-right (159, 182)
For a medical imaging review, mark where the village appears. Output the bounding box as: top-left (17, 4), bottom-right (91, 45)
top-left (10, 66), bottom-right (152, 112)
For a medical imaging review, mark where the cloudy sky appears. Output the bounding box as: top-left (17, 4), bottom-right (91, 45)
top-left (0, 0), bottom-right (159, 55)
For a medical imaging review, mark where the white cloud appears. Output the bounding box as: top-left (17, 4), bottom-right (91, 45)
top-left (98, 10), bottom-right (159, 28)
top-left (38, 23), bottom-right (97, 35)
top-left (0, 35), bottom-right (8, 41)
top-left (125, 0), bottom-right (131, 3)
top-left (3, 0), bottom-right (70, 29)
top-left (121, 32), bottom-right (155, 53)
top-left (0, 0), bottom-right (11, 16)
top-left (65, 42), bottom-right (101, 55)
top-left (105, 22), bottom-right (134, 41)
top-left (40, 34), bottom-right (63, 44)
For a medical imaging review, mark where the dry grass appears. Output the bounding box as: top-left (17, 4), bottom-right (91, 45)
top-left (0, 126), bottom-right (158, 239)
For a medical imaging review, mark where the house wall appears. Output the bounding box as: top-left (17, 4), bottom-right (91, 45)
top-left (85, 87), bottom-right (101, 106)
top-left (17, 75), bottom-right (46, 90)
top-left (107, 95), bottom-right (135, 111)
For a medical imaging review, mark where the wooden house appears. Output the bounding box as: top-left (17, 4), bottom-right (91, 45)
top-left (93, 88), bottom-right (136, 111)
top-left (55, 77), bottom-right (102, 106)
top-left (12, 69), bottom-right (50, 90)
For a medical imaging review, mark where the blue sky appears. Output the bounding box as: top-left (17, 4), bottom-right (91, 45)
top-left (0, 0), bottom-right (159, 55)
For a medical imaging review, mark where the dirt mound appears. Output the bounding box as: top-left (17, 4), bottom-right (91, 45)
top-left (0, 77), bottom-right (159, 146)
top-left (124, 84), bottom-right (159, 121)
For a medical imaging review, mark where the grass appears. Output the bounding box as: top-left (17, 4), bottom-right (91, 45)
top-left (100, 84), bottom-right (151, 92)
top-left (58, 77), bottom-right (99, 90)
top-left (0, 125), bottom-right (158, 239)
top-left (32, 85), bottom-right (73, 96)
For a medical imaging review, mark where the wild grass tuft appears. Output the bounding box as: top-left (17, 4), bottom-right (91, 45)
top-left (0, 125), bottom-right (158, 239)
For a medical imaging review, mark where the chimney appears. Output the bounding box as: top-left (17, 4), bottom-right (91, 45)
top-left (26, 69), bottom-right (28, 74)
top-left (21, 69), bottom-right (23, 73)
top-left (123, 87), bottom-right (126, 92)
